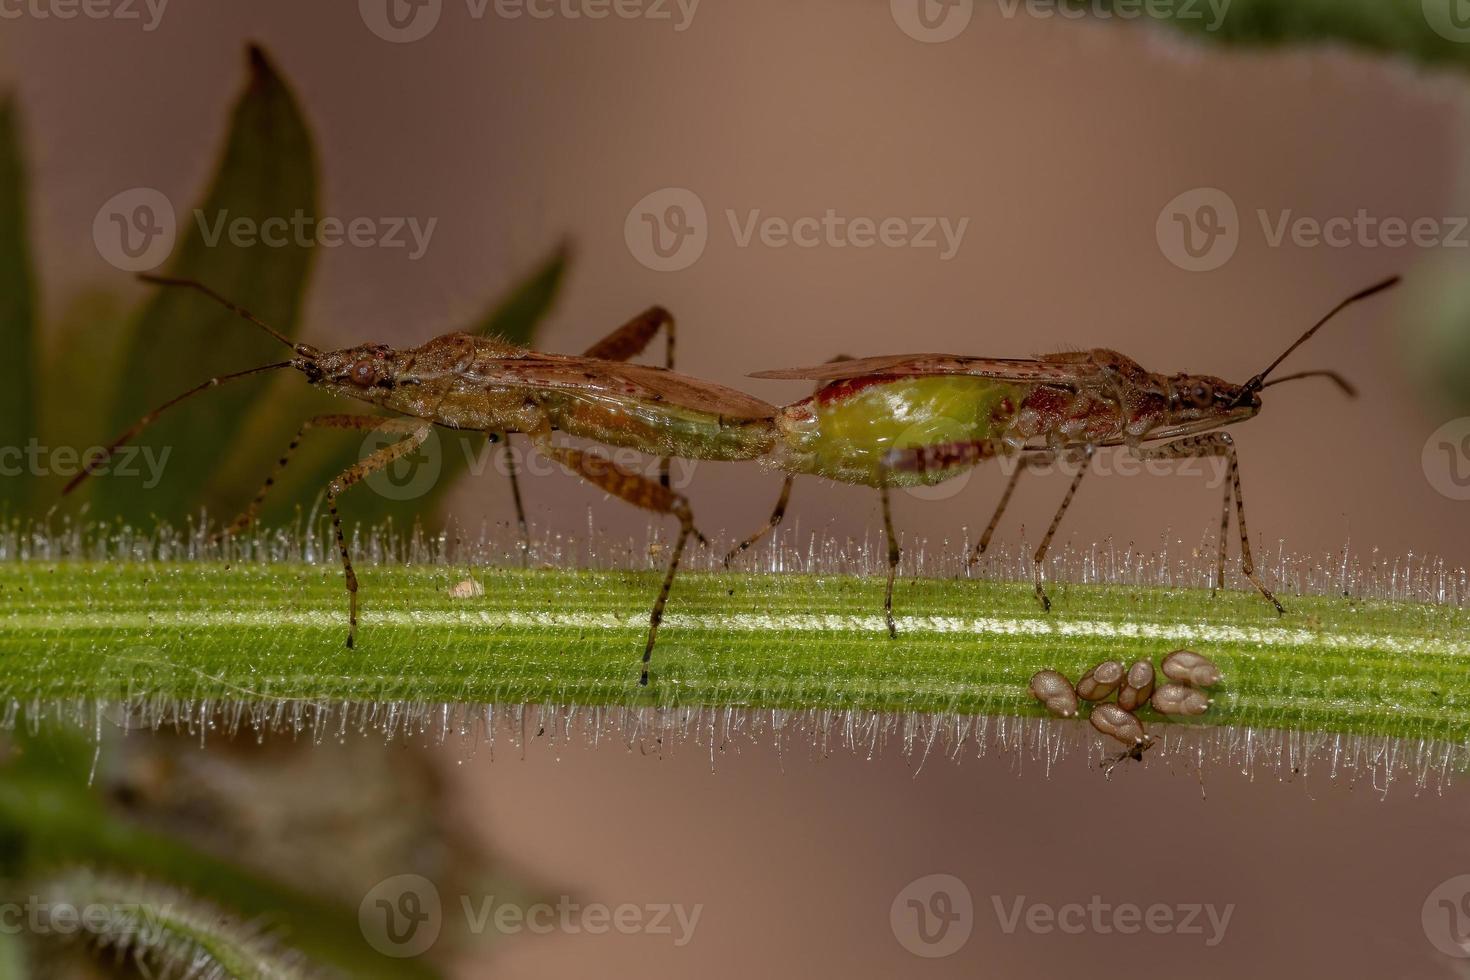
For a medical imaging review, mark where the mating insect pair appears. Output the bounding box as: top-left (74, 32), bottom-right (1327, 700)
top-left (67, 274), bottom-right (1397, 686)
top-left (1029, 649), bottom-right (1223, 769)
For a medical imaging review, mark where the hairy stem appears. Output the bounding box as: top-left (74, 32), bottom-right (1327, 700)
top-left (0, 559), bottom-right (1465, 749)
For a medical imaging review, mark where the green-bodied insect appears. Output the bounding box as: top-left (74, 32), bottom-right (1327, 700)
top-left (65, 275), bottom-right (780, 686)
top-left (736, 275), bottom-right (1400, 625)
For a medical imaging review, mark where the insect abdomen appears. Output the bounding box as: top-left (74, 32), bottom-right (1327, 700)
top-left (777, 375), bottom-right (1022, 487)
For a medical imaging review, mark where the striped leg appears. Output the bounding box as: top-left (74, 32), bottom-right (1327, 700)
top-left (321, 421), bottom-right (434, 648)
top-left (725, 357), bottom-right (850, 567)
top-left (492, 307), bottom-right (678, 561)
top-left (582, 306), bottom-right (676, 487)
top-left (970, 449), bottom-right (1056, 565)
top-left (723, 475), bottom-right (794, 568)
top-left (1131, 432), bottom-right (1284, 613)
top-left (221, 414), bottom-right (423, 538)
top-left (1031, 447), bottom-right (1092, 612)
top-left (536, 440), bottom-right (706, 686)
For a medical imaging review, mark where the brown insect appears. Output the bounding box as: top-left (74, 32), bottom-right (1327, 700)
top-left (66, 275), bottom-right (779, 685)
top-left (737, 276), bottom-right (1400, 618)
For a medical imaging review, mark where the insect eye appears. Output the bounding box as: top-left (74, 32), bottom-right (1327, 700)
top-left (349, 358), bottom-right (379, 387)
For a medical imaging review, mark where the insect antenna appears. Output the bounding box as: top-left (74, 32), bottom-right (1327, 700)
top-left (1234, 274), bottom-right (1399, 405)
top-left (136, 274), bottom-right (320, 357)
top-left (1257, 369), bottom-right (1357, 398)
top-left (61, 360), bottom-right (294, 497)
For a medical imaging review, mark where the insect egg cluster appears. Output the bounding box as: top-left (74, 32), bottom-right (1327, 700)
top-left (1027, 649), bottom-right (1223, 756)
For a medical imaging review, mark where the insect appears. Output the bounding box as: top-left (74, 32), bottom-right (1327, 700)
top-left (66, 275), bottom-right (780, 686)
top-left (737, 276), bottom-right (1399, 623)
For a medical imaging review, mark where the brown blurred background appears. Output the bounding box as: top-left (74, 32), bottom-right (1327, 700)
top-left (5, 1), bottom-right (1470, 976)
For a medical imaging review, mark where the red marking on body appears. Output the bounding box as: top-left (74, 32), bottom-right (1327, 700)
top-left (814, 375), bottom-right (903, 405)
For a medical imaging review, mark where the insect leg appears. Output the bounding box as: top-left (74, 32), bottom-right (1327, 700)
top-left (724, 357), bottom-right (849, 567)
top-left (223, 414), bottom-right (423, 538)
top-left (1214, 466), bottom-right (1233, 594)
top-left (491, 308), bottom-right (679, 559)
top-left (1130, 432), bottom-right (1284, 613)
top-left (971, 449), bottom-right (1056, 565)
top-left (723, 474), bottom-right (794, 568)
top-left (880, 483), bottom-right (900, 639)
top-left (582, 306), bottom-right (676, 488)
top-left (1032, 447), bottom-right (1092, 612)
top-left (535, 440), bottom-right (706, 686)
top-left (322, 421), bottom-right (434, 648)
top-left (495, 432), bottom-right (530, 568)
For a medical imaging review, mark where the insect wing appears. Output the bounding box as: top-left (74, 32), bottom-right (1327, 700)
top-left (467, 353), bottom-right (778, 420)
top-left (749, 354), bottom-right (1103, 385)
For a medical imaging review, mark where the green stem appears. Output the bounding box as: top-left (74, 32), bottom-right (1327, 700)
top-left (28, 868), bottom-right (319, 978)
top-left (1, 559), bottom-right (1466, 753)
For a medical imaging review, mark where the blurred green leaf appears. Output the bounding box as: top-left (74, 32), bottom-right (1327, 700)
top-left (475, 241), bottom-right (568, 342)
top-left (0, 729), bottom-right (437, 979)
top-left (37, 290), bottom-right (133, 506)
top-left (94, 44), bottom-right (317, 525)
top-left (1092, 0), bottom-right (1470, 72)
top-left (0, 95), bottom-right (37, 515)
